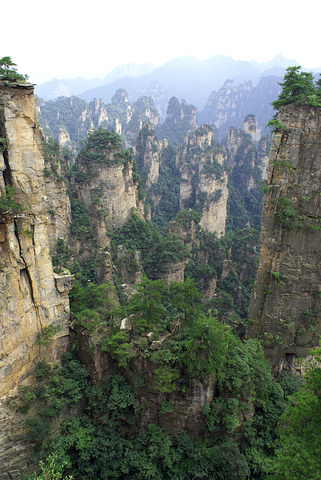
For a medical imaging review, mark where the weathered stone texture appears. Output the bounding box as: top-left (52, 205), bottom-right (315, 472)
top-left (0, 83), bottom-right (72, 478)
top-left (76, 154), bottom-right (144, 244)
top-left (177, 125), bottom-right (228, 235)
top-left (247, 105), bottom-right (321, 373)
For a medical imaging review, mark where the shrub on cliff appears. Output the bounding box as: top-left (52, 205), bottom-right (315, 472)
top-left (268, 66), bottom-right (321, 132)
top-left (0, 185), bottom-right (24, 216)
top-left (269, 343), bottom-right (321, 479)
top-left (270, 66), bottom-right (321, 113)
top-left (0, 56), bottom-right (26, 83)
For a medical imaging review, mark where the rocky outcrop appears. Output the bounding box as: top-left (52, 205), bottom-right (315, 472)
top-left (43, 142), bottom-right (71, 255)
top-left (247, 104), bottom-right (321, 374)
top-left (135, 122), bottom-right (164, 189)
top-left (226, 115), bottom-right (270, 190)
top-left (155, 97), bottom-right (198, 146)
top-left (0, 82), bottom-right (72, 478)
top-left (167, 98), bottom-right (197, 131)
top-left (38, 90), bottom-right (160, 152)
top-left (38, 96), bottom-right (109, 152)
top-left (199, 76), bottom-right (281, 139)
top-left (177, 125), bottom-right (229, 235)
top-left (75, 153), bottom-right (144, 245)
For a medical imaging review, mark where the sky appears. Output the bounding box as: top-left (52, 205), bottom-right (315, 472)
top-left (2, 0), bottom-right (321, 85)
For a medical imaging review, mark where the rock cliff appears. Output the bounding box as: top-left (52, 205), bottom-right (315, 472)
top-left (75, 133), bottom-right (144, 240)
top-left (155, 97), bottom-right (198, 146)
top-left (177, 125), bottom-right (229, 235)
top-left (247, 104), bottom-right (321, 374)
top-left (199, 76), bottom-right (281, 139)
top-left (135, 122), bottom-right (163, 189)
top-left (38, 90), bottom-right (160, 151)
top-left (226, 115), bottom-right (270, 190)
top-left (0, 82), bottom-right (72, 478)
top-left (43, 139), bottom-right (71, 255)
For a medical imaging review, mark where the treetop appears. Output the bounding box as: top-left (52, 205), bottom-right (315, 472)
top-left (0, 56), bottom-right (27, 83)
top-left (271, 65), bottom-right (321, 110)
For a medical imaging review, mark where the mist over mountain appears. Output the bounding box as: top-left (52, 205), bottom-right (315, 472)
top-left (35, 54), bottom-right (297, 111)
top-left (35, 63), bottom-right (156, 101)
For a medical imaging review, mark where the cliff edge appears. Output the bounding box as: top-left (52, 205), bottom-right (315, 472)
top-left (0, 82), bottom-right (72, 478)
top-left (247, 104), bottom-right (321, 374)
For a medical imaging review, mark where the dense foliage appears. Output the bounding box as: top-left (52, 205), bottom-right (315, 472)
top-left (271, 66), bottom-right (321, 110)
top-left (269, 344), bottom-right (321, 479)
top-left (23, 71), bottom-right (321, 479)
top-left (19, 276), bottom-right (300, 480)
top-left (111, 212), bottom-right (189, 279)
top-left (146, 144), bottom-right (181, 232)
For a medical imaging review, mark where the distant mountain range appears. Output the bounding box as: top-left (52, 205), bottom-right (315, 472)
top-left (35, 54), bottom-right (305, 111)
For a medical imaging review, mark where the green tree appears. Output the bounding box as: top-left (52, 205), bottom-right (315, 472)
top-left (271, 66), bottom-right (319, 110)
top-left (0, 56), bottom-right (26, 82)
top-left (26, 454), bottom-right (73, 480)
top-left (169, 277), bottom-right (202, 323)
top-left (269, 344), bottom-right (321, 479)
top-left (126, 276), bottom-right (167, 330)
top-left (0, 185), bottom-right (24, 216)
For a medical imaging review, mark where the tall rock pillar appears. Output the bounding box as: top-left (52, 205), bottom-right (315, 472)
top-left (247, 105), bottom-right (321, 374)
top-left (0, 82), bottom-right (72, 478)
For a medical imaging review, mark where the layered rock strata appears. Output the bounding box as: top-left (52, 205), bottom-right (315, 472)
top-left (0, 82), bottom-right (72, 478)
top-left (177, 125), bottom-right (229, 235)
top-left (247, 105), bottom-right (321, 373)
top-left (135, 122), bottom-right (162, 188)
top-left (226, 115), bottom-right (270, 190)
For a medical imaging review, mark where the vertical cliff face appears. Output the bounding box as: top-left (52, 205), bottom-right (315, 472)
top-left (135, 122), bottom-right (162, 189)
top-left (43, 141), bottom-right (71, 255)
top-left (0, 83), bottom-right (72, 478)
top-left (177, 125), bottom-right (229, 235)
top-left (75, 131), bottom-right (144, 246)
top-left (226, 115), bottom-right (270, 190)
top-left (199, 76), bottom-right (280, 139)
top-left (247, 104), bottom-right (321, 373)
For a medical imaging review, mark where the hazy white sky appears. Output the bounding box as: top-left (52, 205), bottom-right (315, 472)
top-left (3, 0), bottom-right (320, 85)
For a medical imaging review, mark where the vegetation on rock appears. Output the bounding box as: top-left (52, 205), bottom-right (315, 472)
top-left (0, 56), bottom-right (27, 83)
top-left (17, 280), bottom-right (300, 480)
top-left (268, 66), bottom-right (321, 131)
top-left (0, 185), bottom-right (24, 216)
top-left (7, 65), bottom-right (321, 480)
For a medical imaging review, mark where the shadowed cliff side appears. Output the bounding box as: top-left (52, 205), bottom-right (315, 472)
top-left (0, 82), bottom-right (72, 479)
top-left (247, 104), bottom-right (321, 374)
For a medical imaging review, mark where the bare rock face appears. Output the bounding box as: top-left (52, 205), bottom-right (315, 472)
top-left (135, 122), bottom-right (162, 188)
top-left (159, 258), bottom-right (190, 286)
top-left (76, 146), bottom-right (144, 245)
top-left (247, 105), bottom-right (321, 374)
top-left (226, 115), bottom-right (270, 191)
top-left (0, 83), bottom-right (72, 478)
top-left (199, 76), bottom-right (280, 139)
top-left (201, 80), bottom-right (252, 134)
top-left (177, 125), bottom-right (229, 235)
top-left (43, 145), bottom-right (71, 255)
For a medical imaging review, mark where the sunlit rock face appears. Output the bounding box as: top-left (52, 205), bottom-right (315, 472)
top-left (75, 146), bottom-right (145, 242)
top-left (0, 82), bottom-right (72, 478)
top-left (177, 125), bottom-right (229, 235)
top-left (247, 104), bottom-right (321, 375)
